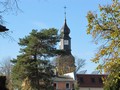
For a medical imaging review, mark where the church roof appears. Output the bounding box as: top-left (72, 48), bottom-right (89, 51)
top-left (60, 19), bottom-right (70, 35)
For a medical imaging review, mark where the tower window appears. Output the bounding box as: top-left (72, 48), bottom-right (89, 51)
top-left (64, 40), bottom-right (69, 45)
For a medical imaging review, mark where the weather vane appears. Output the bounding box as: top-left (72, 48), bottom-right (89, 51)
top-left (64, 6), bottom-right (67, 19)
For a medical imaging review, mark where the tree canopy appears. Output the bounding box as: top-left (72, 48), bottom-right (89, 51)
top-left (54, 55), bottom-right (76, 75)
top-left (11, 28), bottom-right (59, 90)
top-left (86, 0), bottom-right (120, 89)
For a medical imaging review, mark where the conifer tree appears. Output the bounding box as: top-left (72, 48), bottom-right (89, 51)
top-left (11, 28), bottom-right (59, 90)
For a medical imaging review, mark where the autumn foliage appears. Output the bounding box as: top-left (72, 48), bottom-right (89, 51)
top-left (86, 0), bottom-right (120, 89)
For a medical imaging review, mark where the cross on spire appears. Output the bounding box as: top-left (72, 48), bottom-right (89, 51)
top-left (64, 6), bottom-right (67, 20)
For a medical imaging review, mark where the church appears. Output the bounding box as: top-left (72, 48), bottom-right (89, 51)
top-left (56, 16), bottom-right (76, 75)
top-left (53, 15), bottom-right (76, 90)
top-left (53, 9), bottom-right (107, 90)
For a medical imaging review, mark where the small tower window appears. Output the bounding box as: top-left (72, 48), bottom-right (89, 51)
top-left (64, 40), bottom-right (69, 45)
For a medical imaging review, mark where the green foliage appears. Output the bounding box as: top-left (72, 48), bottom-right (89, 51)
top-left (74, 81), bottom-right (80, 90)
top-left (86, 0), bottom-right (120, 89)
top-left (11, 28), bottom-right (59, 90)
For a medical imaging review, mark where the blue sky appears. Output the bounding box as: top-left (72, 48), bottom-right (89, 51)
top-left (0, 0), bottom-right (111, 73)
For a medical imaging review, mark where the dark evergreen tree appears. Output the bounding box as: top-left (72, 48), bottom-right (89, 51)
top-left (11, 28), bottom-right (59, 90)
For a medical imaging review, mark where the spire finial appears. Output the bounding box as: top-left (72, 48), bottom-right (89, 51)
top-left (64, 6), bottom-right (67, 21)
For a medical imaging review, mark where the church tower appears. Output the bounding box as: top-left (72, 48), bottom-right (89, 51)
top-left (57, 7), bottom-right (76, 75)
top-left (60, 18), bottom-right (71, 55)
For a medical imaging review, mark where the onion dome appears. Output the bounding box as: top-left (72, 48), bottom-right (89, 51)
top-left (60, 19), bottom-right (70, 35)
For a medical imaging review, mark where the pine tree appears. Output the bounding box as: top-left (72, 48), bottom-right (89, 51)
top-left (11, 28), bottom-right (59, 90)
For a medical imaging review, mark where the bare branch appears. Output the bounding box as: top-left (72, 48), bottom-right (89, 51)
top-left (75, 57), bottom-right (85, 73)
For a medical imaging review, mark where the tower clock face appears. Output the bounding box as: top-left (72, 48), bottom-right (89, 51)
top-left (64, 40), bottom-right (69, 45)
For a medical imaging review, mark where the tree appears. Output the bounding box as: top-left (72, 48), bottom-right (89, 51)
top-left (0, 0), bottom-right (20, 24)
top-left (0, 0), bottom-right (20, 21)
top-left (86, 0), bottom-right (120, 89)
top-left (0, 57), bottom-right (13, 90)
top-left (54, 55), bottom-right (76, 75)
top-left (75, 57), bottom-right (85, 73)
top-left (11, 28), bottom-right (59, 90)
top-left (53, 56), bottom-right (85, 75)
top-left (0, 0), bottom-right (21, 36)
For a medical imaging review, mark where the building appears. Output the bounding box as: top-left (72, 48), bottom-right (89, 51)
top-left (53, 70), bottom-right (107, 90)
top-left (56, 13), bottom-right (76, 75)
top-left (53, 10), bottom-right (76, 89)
top-left (53, 9), bottom-right (107, 90)
top-left (76, 74), bottom-right (107, 90)
top-left (53, 75), bottom-right (75, 90)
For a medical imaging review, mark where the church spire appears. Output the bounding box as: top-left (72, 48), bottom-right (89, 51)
top-left (60, 6), bottom-right (71, 54)
top-left (61, 6), bottom-right (70, 35)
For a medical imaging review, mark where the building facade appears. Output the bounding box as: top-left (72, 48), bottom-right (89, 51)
top-left (53, 76), bottom-right (75, 90)
top-left (76, 74), bottom-right (107, 90)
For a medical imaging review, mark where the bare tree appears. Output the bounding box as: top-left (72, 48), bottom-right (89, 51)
top-left (75, 56), bottom-right (85, 73)
top-left (52, 56), bottom-right (85, 75)
top-left (0, 0), bottom-right (20, 22)
top-left (0, 57), bottom-right (13, 90)
top-left (0, 57), bottom-right (11, 75)
top-left (0, 0), bottom-right (20, 15)
top-left (0, 0), bottom-right (21, 38)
